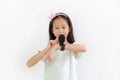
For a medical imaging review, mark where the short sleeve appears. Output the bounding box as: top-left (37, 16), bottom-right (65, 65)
top-left (73, 41), bottom-right (84, 60)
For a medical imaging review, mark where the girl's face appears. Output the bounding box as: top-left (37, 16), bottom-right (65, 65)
top-left (52, 17), bottom-right (70, 38)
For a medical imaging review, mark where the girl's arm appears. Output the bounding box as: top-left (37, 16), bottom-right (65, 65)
top-left (65, 43), bottom-right (86, 53)
top-left (26, 39), bottom-right (58, 67)
top-left (45, 43), bottom-right (86, 61)
top-left (26, 47), bottom-right (49, 67)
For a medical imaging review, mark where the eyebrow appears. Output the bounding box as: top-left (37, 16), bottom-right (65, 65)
top-left (54, 24), bottom-right (67, 26)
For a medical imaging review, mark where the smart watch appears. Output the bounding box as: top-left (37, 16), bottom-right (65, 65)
top-left (61, 44), bottom-right (65, 51)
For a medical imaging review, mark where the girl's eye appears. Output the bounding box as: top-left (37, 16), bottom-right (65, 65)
top-left (62, 27), bottom-right (66, 29)
top-left (55, 27), bottom-right (59, 29)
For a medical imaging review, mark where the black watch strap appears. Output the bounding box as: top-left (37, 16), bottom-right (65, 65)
top-left (61, 44), bottom-right (65, 51)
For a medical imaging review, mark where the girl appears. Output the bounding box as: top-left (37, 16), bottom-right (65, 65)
top-left (27, 12), bottom-right (86, 80)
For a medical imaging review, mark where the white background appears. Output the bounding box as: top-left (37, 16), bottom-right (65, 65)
top-left (0, 0), bottom-right (120, 80)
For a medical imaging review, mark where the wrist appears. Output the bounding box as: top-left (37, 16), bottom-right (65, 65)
top-left (64, 43), bottom-right (70, 50)
top-left (45, 47), bottom-right (50, 51)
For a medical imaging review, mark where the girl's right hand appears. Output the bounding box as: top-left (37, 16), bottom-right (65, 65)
top-left (45, 44), bottom-right (60, 62)
top-left (45, 38), bottom-right (59, 62)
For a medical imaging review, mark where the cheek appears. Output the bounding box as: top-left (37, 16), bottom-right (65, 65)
top-left (53, 31), bottom-right (59, 38)
top-left (64, 30), bottom-right (70, 37)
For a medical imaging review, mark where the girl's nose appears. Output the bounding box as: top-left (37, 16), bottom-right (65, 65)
top-left (59, 29), bottom-right (63, 32)
top-left (59, 28), bottom-right (63, 32)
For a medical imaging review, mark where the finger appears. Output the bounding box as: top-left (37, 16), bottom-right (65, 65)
top-left (45, 56), bottom-right (51, 62)
top-left (45, 56), bottom-right (48, 60)
top-left (51, 40), bottom-right (57, 46)
top-left (54, 38), bottom-right (58, 44)
top-left (48, 56), bottom-right (53, 62)
top-left (50, 40), bottom-right (54, 46)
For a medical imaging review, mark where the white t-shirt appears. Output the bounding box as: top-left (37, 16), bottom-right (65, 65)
top-left (42, 42), bottom-right (83, 80)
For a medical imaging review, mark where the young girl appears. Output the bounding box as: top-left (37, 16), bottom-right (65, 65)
top-left (27, 12), bottom-right (86, 80)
